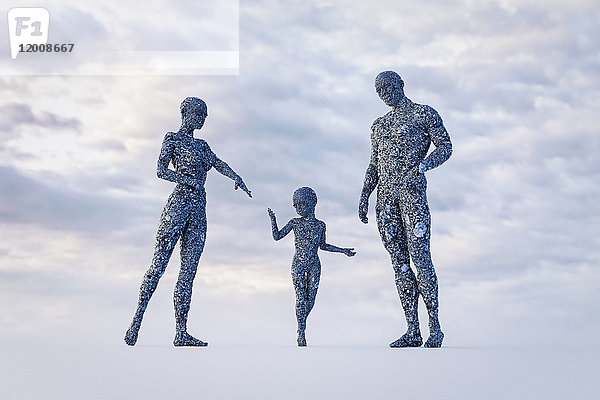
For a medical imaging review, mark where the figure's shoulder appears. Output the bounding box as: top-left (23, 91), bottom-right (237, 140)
top-left (290, 217), bottom-right (302, 226)
top-left (194, 138), bottom-right (216, 158)
top-left (313, 218), bottom-right (326, 233)
top-left (160, 132), bottom-right (180, 151)
top-left (163, 131), bottom-right (178, 141)
top-left (371, 116), bottom-right (385, 128)
top-left (194, 137), bottom-right (210, 149)
top-left (371, 114), bottom-right (389, 134)
top-left (414, 102), bottom-right (440, 119)
top-left (320, 220), bottom-right (327, 233)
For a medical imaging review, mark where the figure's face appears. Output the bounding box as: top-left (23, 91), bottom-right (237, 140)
top-left (375, 74), bottom-right (405, 107)
top-left (189, 104), bottom-right (207, 130)
top-left (183, 102), bottom-right (208, 130)
top-left (293, 196), bottom-right (315, 217)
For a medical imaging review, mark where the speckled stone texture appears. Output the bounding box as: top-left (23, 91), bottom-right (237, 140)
top-left (125, 97), bottom-right (251, 347)
top-left (359, 71), bottom-right (452, 348)
top-left (269, 187), bottom-right (355, 346)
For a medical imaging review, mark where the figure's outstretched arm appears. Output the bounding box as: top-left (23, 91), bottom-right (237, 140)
top-left (213, 156), bottom-right (252, 198)
top-left (156, 132), bottom-right (201, 189)
top-left (359, 127), bottom-right (379, 224)
top-left (420, 106), bottom-right (452, 173)
top-left (319, 225), bottom-right (356, 256)
top-left (268, 209), bottom-right (293, 241)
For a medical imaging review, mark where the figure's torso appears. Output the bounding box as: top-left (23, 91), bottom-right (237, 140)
top-left (372, 100), bottom-right (432, 187)
top-left (170, 133), bottom-right (214, 188)
top-left (292, 217), bottom-right (325, 266)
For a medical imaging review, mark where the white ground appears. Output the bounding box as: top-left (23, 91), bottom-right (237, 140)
top-left (1, 344), bottom-right (596, 399)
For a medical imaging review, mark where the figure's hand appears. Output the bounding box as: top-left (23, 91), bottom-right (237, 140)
top-left (234, 177), bottom-right (252, 198)
top-left (345, 248), bottom-right (356, 257)
top-left (358, 199), bottom-right (369, 224)
top-left (267, 208), bottom-right (276, 220)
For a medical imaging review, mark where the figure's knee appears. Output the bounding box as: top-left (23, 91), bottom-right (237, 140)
top-left (152, 236), bottom-right (179, 268)
top-left (307, 283), bottom-right (319, 305)
top-left (175, 273), bottom-right (195, 291)
top-left (377, 220), bottom-right (410, 263)
top-left (407, 221), bottom-right (434, 266)
top-left (183, 230), bottom-right (206, 254)
top-left (393, 262), bottom-right (412, 275)
top-left (178, 255), bottom-right (200, 280)
top-left (380, 228), bottom-right (409, 261)
top-left (393, 263), bottom-right (418, 299)
top-left (410, 246), bottom-right (435, 275)
top-left (179, 239), bottom-right (204, 274)
top-left (180, 231), bottom-right (205, 261)
top-left (144, 263), bottom-right (166, 283)
top-left (393, 262), bottom-right (416, 283)
top-left (415, 264), bottom-right (438, 288)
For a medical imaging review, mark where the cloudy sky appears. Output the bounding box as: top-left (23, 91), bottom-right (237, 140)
top-left (1, 0), bottom-right (599, 377)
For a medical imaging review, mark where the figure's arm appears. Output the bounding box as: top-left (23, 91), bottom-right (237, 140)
top-left (268, 209), bottom-right (293, 241)
top-left (419, 106), bottom-right (452, 173)
top-left (359, 124), bottom-right (379, 224)
top-left (156, 132), bottom-right (200, 189)
top-left (209, 143), bottom-right (252, 198)
top-left (319, 223), bottom-right (356, 257)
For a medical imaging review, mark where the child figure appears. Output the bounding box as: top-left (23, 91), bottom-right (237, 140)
top-left (268, 187), bottom-right (356, 346)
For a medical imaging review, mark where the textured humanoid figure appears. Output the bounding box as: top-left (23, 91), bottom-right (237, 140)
top-left (125, 97), bottom-right (252, 347)
top-left (268, 187), bottom-right (355, 346)
top-left (359, 71), bottom-right (452, 348)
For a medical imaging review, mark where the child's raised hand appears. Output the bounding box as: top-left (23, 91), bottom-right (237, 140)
top-left (345, 248), bottom-right (356, 257)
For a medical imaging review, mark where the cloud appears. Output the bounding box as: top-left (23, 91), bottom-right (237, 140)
top-left (0, 103), bottom-right (81, 136)
top-left (0, 165), bottom-right (151, 233)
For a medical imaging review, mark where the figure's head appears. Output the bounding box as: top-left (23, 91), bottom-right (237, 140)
top-left (375, 71), bottom-right (405, 107)
top-left (180, 97), bottom-right (208, 130)
top-left (292, 187), bottom-right (317, 217)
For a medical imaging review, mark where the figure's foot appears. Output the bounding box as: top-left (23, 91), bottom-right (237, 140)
top-left (389, 331), bottom-right (423, 348)
top-left (173, 332), bottom-right (208, 347)
top-left (297, 331), bottom-right (307, 347)
top-left (424, 330), bottom-right (444, 348)
top-left (124, 325), bottom-right (139, 346)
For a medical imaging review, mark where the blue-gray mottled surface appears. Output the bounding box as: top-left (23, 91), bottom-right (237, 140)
top-left (124, 97), bottom-right (251, 347)
top-left (269, 187), bottom-right (355, 346)
top-left (359, 71), bottom-right (452, 348)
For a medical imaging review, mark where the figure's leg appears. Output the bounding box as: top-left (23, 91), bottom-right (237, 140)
top-left (125, 199), bottom-right (184, 346)
top-left (376, 198), bottom-right (422, 347)
top-left (403, 190), bottom-right (444, 348)
top-left (173, 210), bottom-right (208, 347)
top-left (292, 266), bottom-right (308, 346)
top-left (295, 262), bottom-right (322, 347)
top-left (305, 262), bottom-right (321, 317)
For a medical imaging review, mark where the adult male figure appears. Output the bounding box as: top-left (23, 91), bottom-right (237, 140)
top-left (359, 71), bottom-right (452, 348)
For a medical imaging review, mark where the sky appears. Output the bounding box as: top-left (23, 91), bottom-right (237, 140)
top-left (0, 0), bottom-right (599, 359)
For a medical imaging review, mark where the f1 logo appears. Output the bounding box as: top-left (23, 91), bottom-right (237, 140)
top-left (7, 8), bottom-right (49, 59)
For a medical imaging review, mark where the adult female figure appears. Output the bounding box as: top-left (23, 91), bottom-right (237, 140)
top-left (125, 97), bottom-right (252, 346)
